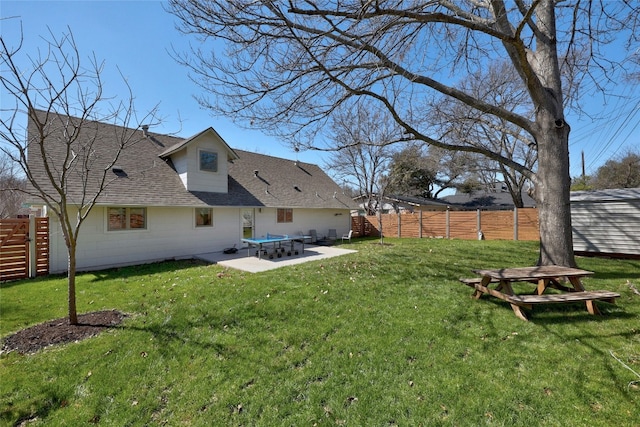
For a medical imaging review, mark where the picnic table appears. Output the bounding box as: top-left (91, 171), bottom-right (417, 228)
top-left (460, 266), bottom-right (620, 321)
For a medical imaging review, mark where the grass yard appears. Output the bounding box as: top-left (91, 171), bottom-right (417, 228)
top-left (1, 238), bottom-right (639, 426)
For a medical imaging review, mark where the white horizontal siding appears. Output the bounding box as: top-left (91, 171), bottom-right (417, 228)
top-left (252, 208), bottom-right (351, 240)
top-left (572, 200), bottom-right (640, 255)
top-left (47, 206), bottom-right (352, 273)
top-left (49, 206), bottom-right (241, 273)
top-left (185, 137), bottom-right (229, 193)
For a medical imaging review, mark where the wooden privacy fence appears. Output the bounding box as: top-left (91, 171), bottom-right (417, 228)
top-left (351, 208), bottom-right (539, 241)
top-left (0, 217), bottom-right (49, 281)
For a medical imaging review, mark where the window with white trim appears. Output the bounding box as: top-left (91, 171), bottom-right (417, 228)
top-left (108, 207), bottom-right (146, 231)
top-left (195, 208), bottom-right (213, 227)
top-left (277, 208), bottom-right (293, 223)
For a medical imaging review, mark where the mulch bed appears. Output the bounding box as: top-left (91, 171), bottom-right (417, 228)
top-left (1, 310), bottom-right (126, 355)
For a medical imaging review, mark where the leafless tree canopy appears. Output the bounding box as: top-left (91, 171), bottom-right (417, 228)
top-left (169, 1), bottom-right (635, 162)
top-left (0, 153), bottom-right (26, 218)
top-left (168, 0), bottom-right (638, 266)
top-left (1, 27), bottom-right (157, 324)
top-left (429, 61), bottom-right (538, 206)
top-left (324, 104), bottom-right (395, 214)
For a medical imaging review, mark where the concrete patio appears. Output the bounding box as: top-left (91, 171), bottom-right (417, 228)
top-left (195, 244), bottom-right (357, 273)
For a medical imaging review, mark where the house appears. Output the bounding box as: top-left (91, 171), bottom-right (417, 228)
top-left (571, 188), bottom-right (640, 258)
top-left (26, 110), bottom-right (357, 273)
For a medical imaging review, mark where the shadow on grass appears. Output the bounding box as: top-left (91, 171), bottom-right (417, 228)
top-left (535, 311), bottom-right (640, 405)
top-left (592, 271), bottom-right (640, 281)
top-left (0, 259), bottom-right (212, 290)
top-left (118, 313), bottom-right (236, 360)
top-left (473, 294), bottom-right (633, 324)
top-left (88, 259), bottom-right (211, 282)
top-left (0, 384), bottom-right (70, 427)
top-left (0, 273), bottom-right (64, 290)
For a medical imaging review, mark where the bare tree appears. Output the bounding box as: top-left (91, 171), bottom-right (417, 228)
top-left (168, 1), bottom-right (639, 266)
top-left (0, 152), bottom-right (26, 218)
top-left (0, 28), bottom-right (156, 324)
top-left (429, 62), bottom-right (537, 207)
top-left (324, 104), bottom-right (395, 215)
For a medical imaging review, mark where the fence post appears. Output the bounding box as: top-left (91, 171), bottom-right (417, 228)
top-left (29, 215), bottom-right (37, 278)
top-left (477, 209), bottom-right (482, 240)
top-left (513, 207), bottom-right (519, 241)
top-left (446, 208), bottom-right (450, 239)
top-left (397, 213), bottom-right (401, 237)
top-left (419, 210), bottom-right (423, 239)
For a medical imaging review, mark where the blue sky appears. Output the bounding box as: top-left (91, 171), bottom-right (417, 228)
top-left (1, 1), bottom-right (310, 162)
top-left (2, 1), bottom-right (638, 180)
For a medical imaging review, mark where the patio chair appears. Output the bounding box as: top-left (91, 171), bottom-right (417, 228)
top-left (328, 229), bottom-right (337, 241)
top-left (309, 229), bottom-right (318, 243)
top-left (342, 230), bottom-right (353, 243)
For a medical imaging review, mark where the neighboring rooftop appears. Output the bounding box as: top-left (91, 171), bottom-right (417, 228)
top-left (442, 189), bottom-right (536, 209)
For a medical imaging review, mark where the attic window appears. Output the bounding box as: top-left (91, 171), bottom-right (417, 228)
top-left (199, 150), bottom-right (218, 173)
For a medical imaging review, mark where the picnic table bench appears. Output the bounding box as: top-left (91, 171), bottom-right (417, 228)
top-left (459, 266), bottom-right (620, 321)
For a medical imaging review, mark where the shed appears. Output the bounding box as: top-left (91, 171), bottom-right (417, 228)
top-left (571, 188), bottom-right (640, 258)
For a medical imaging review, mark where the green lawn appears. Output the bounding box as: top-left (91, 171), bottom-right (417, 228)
top-left (1, 239), bottom-right (639, 426)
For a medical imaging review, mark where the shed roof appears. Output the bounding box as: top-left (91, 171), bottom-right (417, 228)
top-left (570, 188), bottom-right (640, 203)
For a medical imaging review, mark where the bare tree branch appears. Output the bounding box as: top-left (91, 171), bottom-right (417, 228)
top-left (167, 0), bottom-right (639, 266)
top-left (1, 26), bottom-right (158, 324)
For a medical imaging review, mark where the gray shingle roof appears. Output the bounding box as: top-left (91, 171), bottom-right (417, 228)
top-left (353, 194), bottom-right (452, 211)
top-left (26, 110), bottom-right (357, 209)
top-left (223, 150), bottom-right (355, 209)
top-left (441, 190), bottom-right (536, 209)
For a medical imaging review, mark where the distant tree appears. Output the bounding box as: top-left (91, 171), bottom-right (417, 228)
top-left (385, 144), bottom-right (474, 199)
top-left (386, 145), bottom-right (438, 199)
top-left (0, 153), bottom-right (26, 218)
top-left (457, 177), bottom-right (485, 195)
top-left (570, 175), bottom-right (593, 192)
top-left (425, 147), bottom-right (475, 198)
top-left (324, 104), bottom-right (397, 215)
top-left (591, 151), bottom-right (640, 189)
top-left (0, 28), bottom-right (156, 324)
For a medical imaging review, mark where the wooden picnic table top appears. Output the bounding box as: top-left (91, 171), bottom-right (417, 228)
top-left (472, 265), bottom-right (594, 281)
top-left (462, 265), bottom-right (617, 321)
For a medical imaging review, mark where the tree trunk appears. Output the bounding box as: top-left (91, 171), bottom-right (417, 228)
top-left (68, 242), bottom-right (78, 325)
top-left (529, 0), bottom-right (576, 268)
top-left (377, 211), bottom-right (384, 245)
top-left (534, 118), bottom-right (576, 267)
